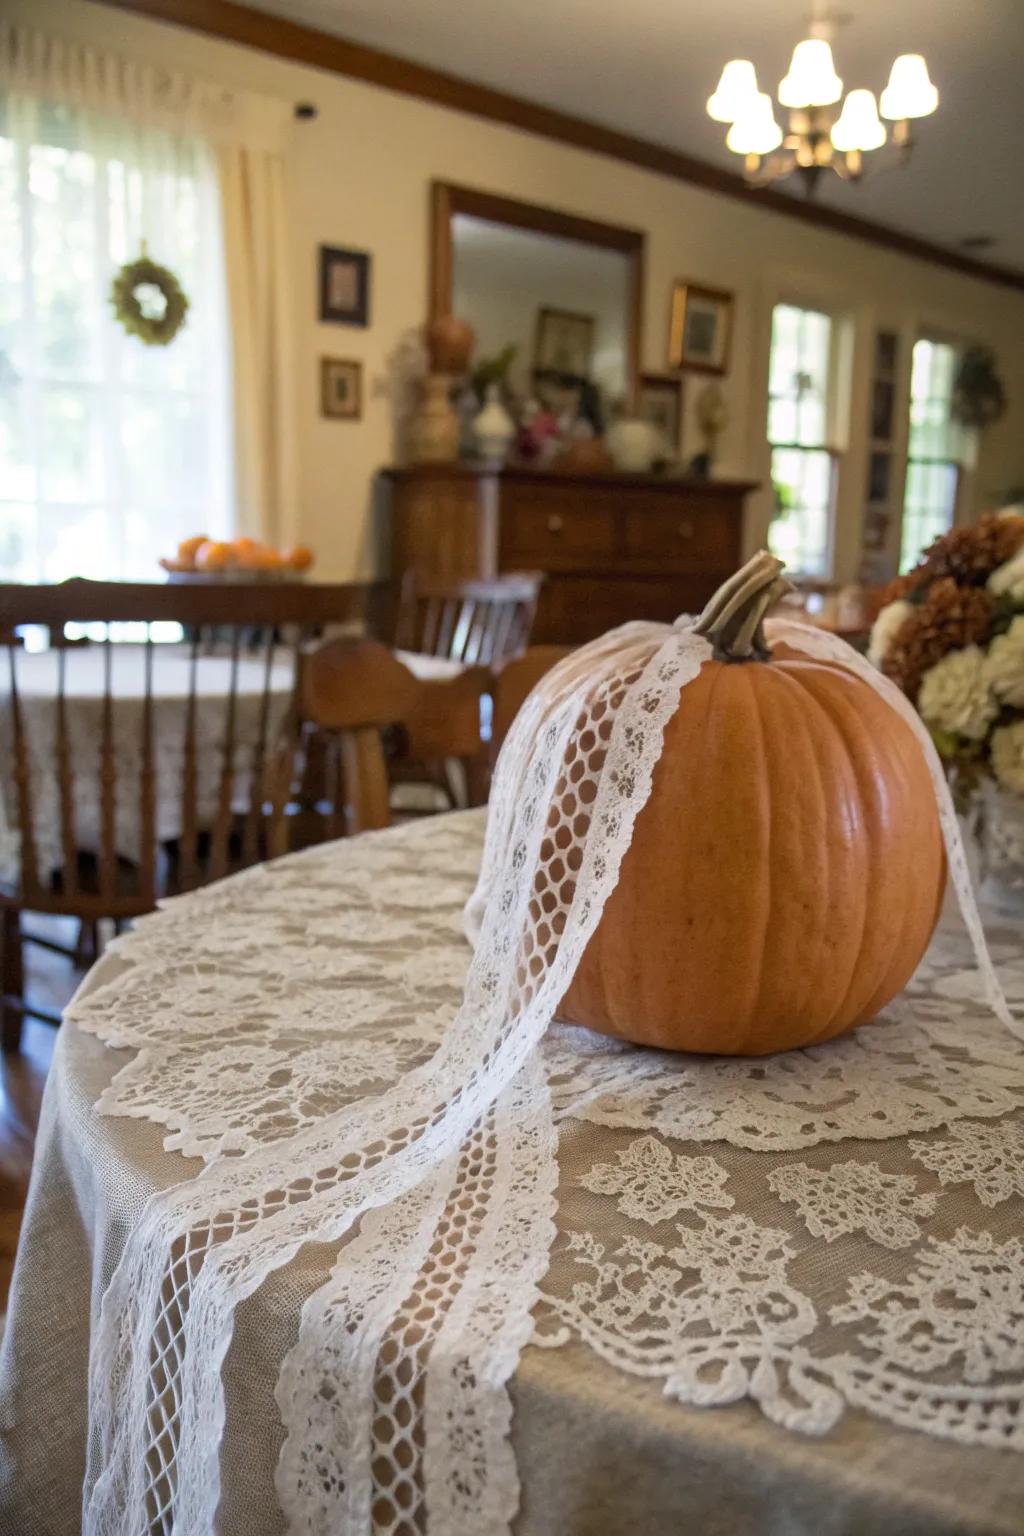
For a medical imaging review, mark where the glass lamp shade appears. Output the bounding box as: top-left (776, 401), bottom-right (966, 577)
top-left (707, 59), bottom-right (759, 122)
top-left (880, 54), bottom-right (938, 119)
top-left (778, 38), bottom-right (843, 108)
top-left (726, 92), bottom-right (783, 155)
top-left (831, 89), bottom-right (887, 151)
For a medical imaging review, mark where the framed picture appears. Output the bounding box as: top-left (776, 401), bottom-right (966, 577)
top-left (668, 282), bottom-right (733, 375)
top-left (319, 245), bottom-right (370, 326)
top-left (320, 357), bottom-right (362, 420)
top-left (637, 373), bottom-right (683, 450)
top-left (534, 306), bottom-right (595, 380)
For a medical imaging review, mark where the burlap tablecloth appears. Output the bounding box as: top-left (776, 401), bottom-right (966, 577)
top-left (1, 840), bottom-right (1022, 1535)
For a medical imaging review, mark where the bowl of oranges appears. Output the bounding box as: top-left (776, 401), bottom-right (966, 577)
top-left (160, 536), bottom-right (314, 581)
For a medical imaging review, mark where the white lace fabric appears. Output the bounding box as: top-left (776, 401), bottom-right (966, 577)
top-left (62, 615), bottom-right (1023, 1534)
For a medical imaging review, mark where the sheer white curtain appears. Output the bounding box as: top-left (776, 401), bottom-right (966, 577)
top-left (0, 24), bottom-right (294, 580)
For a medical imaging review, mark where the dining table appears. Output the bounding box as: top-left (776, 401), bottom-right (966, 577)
top-left (1, 808), bottom-right (1022, 1535)
top-left (0, 641), bottom-right (474, 885)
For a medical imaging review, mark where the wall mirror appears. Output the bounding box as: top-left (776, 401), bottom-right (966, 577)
top-left (430, 182), bottom-right (644, 421)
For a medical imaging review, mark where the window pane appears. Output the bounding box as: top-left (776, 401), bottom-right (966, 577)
top-left (768, 445), bottom-right (833, 579)
top-left (767, 303), bottom-right (835, 576)
top-left (0, 105), bottom-right (233, 582)
top-left (900, 337), bottom-right (962, 571)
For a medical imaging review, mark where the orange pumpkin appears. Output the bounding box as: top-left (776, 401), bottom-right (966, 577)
top-left (559, 553), bottom-right (946, 1056)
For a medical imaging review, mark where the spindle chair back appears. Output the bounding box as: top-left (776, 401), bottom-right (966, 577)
top-left (393, 572), bottom-right (542, 667)
top-left (0, 579), bottom-right (386, 1047)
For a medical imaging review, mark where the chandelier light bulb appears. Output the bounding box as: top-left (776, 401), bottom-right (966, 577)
top-left (831, 89), bottom-right (887, 151)
top-left (706, 59), bottom-right (759, 122)
top-left (880, 54), bottom-right (938, 120)
top-left (726, 92), bottom-right (783, 156)
top-left (778, 38), bottom-right (843, 108)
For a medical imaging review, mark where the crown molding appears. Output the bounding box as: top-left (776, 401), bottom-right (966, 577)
top-left (89, 0), bottom-right (1024, 294)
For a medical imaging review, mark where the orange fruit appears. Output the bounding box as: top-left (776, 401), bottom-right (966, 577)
top-left (194, 540), bottom-right (234, 572)
top-left (177, 534), bottom-right (208, 567)
top-left (283, 544), bottom-right (314, 571)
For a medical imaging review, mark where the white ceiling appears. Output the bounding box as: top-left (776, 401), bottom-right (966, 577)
top-left (247, 0), bottom-right (1024, 275)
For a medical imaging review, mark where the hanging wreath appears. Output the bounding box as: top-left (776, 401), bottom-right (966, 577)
top-left (110, 251), bottom-right (189, 347)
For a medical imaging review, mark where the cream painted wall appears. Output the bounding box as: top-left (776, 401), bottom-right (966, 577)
top-left (14, 0), bottom-right (1024, 581)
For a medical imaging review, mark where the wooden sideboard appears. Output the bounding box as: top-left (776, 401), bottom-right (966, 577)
top-left (380, 464), bottom-right (757, 645)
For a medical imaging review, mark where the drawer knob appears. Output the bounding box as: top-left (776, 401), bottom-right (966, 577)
top-left (677, 520), bottom-right (695, 540)
top-left (547, 514), bottom-right (564, 535)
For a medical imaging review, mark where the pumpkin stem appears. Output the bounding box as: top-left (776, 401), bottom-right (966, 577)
top-left (693, 551), bottom-right (793, 661)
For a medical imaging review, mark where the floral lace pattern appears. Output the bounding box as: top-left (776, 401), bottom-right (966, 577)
top-left (910, 1119), bottom-right (1024, 1208)
top-left (767, 1160), bottom-right (937, 1248)
top-left (579, 1135), bottom-right (733, 1222)
top-left (63, 615), bottom-right (1024, 1533)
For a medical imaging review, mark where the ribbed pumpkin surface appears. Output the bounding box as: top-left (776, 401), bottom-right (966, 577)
top-left (560, 643), bottom-right (946, 1055)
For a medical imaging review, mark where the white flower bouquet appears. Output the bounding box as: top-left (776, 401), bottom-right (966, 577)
top-left (868, 511), bottom-right (1024, 811)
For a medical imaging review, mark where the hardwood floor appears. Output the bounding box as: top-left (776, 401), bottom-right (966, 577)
top-left (0, 924), bottom-right (80, 1309)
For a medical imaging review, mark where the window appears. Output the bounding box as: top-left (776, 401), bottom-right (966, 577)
top-left (766, 303), bottom-right (836, 578)
top-left (0, 98), bottom-right (233, 582)
top-left (899, 338), bottom-right (965, 572)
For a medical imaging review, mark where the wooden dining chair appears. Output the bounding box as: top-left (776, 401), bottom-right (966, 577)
top-left (393, 572), bottom-right (543, 666)
top-left (0, 579), bottom-right (383, 1050)
top-left (300, 638), bottom-right (419, 836)
top-left (490, 645), bottom-right (574, 763)
top-left (299, 638), bottom-right (492, 836)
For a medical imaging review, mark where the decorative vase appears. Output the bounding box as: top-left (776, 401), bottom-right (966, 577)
top-left (409, 374), bottom-right (460, 463)
top-left (472, 383), bottom-right (515, 465)
top-left (975, 778), bottom-right (1024, 914)
top-left (607, 417), bottom-right (660, 474)
top-left (426, 315), bottom-right (476, 375)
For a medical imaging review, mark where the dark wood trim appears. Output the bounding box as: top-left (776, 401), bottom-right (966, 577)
top-left (0, 578), bottom-right (391, 628)
top-left (380, 464), bottom-right (758, 496)
top-left (89, 0), bottom-right (1024, 293)
top-left (430, 181), bottom-right (645, 402)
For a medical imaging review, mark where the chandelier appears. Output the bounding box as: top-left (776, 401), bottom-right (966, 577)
top-left (706, 8), bottom-right (938, 195)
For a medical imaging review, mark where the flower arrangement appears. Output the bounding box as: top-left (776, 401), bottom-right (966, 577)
top-left (868, 511), bottom-right (1024, 809)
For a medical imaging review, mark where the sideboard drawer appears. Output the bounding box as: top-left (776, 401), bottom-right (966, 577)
top-left (500, 493), bottom-right (617, 570)
top-left (621, 504), bottom-right (740, 573)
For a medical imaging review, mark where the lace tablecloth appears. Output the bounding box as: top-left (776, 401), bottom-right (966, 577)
top-left (2, 810), bottom-right (1023, 1535)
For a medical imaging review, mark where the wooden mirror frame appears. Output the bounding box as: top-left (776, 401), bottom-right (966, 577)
top-left (429, 181), bottom-right (645, 408)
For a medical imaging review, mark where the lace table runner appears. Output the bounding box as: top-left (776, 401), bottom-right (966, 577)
top-left (67, 804), bottom-right (1024, 1533)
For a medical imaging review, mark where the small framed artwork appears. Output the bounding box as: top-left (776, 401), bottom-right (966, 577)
top-left (320, 357), bottom-right (362, 420)
top-left (534, 306), bottom-right (595, 381)
top-left (319, 245), bottom-right (370, 326)
top-left (637, 373), bottom-right (684, 450)
top-left (668, 281), bottom-right (734, 375)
